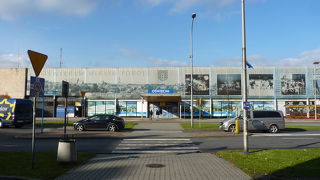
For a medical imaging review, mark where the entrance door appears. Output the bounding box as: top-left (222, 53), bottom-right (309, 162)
top-left (149, 102), bottom-right (179, 118)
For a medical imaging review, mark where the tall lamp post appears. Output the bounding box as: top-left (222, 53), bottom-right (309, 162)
top-left (241, 0), bottom-right (249, 153)
top-left (190, 13), bottom-right (196, 128)
top-left (313, 62), bottom-right (320, 120)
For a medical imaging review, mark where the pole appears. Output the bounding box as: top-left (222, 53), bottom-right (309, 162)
top-left (32, 96), bottom-right (37, 169)
top-left (241, 0), bottom-right (249, 153)
top-left (314, 64), bottom-right (317, 120)
top-left (190, 13), bottom-right (196, 128)
top-left (60, 48), bottom-right (63, 68)
top-left (64, 97), bottom-right (67, 139)
top-left (41, 96), bottom-right (44, 133)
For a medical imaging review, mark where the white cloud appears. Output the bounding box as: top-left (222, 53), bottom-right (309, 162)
top-left (119, 48), bottom-right (188, 67)
top-left (277, 48), bottom-right (320, 66)
top-left (148, 57), bottom-right (188, 67)
top-left (216, 48), bottom-right (320, 67)
top-left (0, 0), bottom-right (98, 20)
top-left (0, 54), bottom-right (30, 68)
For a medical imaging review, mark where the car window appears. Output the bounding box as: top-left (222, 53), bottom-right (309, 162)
top-left (253, 111), bottom-right (281, 118)
top-left (88, 115), bottom-right (101, 121)
top-left (105, 115), bottom-right (112, 120)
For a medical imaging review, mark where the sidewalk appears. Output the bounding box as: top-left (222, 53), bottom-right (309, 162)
top-left (55, 122), bottom-right (252, 180)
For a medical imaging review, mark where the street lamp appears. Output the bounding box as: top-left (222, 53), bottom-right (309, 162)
top-left (190, 13), bottom-right (196, 128)
top-left (313, 62), bottom-right (320, 120)
top-left (241, 0), bottom-right (249, 153)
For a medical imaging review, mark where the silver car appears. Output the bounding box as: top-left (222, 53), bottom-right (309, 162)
top-left (219, 110), bottom-right (285, 133)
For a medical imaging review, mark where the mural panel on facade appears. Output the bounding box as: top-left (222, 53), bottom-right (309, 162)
top-left (285, 101), bottom-right (307, 117)
top-left (217, 74), bottom-right (241, 95)
top-left (249, 74), bottom-right (274, 96)
top-left (281, 74), bottom-right (306, 95)
top-left (314, 79), bottom-right (320, 94)
top-left (185, 74), bottom-right (209, 95)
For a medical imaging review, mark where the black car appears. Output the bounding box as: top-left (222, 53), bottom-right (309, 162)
top-left (73, 114), bottom-right (125, 132)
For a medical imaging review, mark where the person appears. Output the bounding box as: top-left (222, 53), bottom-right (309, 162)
top-left (156, 110), bottom-right (160, 118)
top-left (149, 109), bottom-right (153, 120)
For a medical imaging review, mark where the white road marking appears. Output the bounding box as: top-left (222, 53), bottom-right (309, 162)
top-left (112, 138), bottom-right (200, 154)
top-left (282, 138), bottom-right (315, 140)
top-left (250, 133), bottom-right (320, 137)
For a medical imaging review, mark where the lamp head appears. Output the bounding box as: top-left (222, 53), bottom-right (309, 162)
top-left (192, 13), bottom-right (196, 19)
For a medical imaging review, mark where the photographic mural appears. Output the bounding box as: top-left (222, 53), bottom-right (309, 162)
top-left (217, 74), bottom-right (241, 95)
top-left (281, 74), bottom-right (306, 95)
top-left (314, 79), bottom-right (320, 94)
top-left (185, 74), bottom-right (209, 95)
top-left (249, 74), bottom-right (274, 96)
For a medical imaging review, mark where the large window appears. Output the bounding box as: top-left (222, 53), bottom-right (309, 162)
top-left (118, 101), bottom-right (137, 117)
top-left (87, 101), bottom-right (115, 116)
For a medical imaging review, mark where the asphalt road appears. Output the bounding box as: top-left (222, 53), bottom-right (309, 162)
top-left (0, 121), bottom-right (320, 153)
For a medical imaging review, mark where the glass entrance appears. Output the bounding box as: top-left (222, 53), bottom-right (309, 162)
top-left (149, 102), bottom-right (179, 118)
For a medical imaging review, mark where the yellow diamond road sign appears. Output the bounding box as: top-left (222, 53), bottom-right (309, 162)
top-left (28, 50), bottom-right (48, 77)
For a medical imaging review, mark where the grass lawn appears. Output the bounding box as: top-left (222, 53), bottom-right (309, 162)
top-left (215, 148), bottom-right (320, 178)
top-left (36, 121), bottom-right (74, 126)
top-left (286, 125), bottom-right (320, 130)
top-left (125, 122), bottom-right (138, 129)
top-left (180, 123), bottom-right (220, 130)
top-left (0, 152), bottom-right (94, 180)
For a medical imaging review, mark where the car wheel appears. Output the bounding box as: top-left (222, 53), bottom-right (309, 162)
top-left (228, 124), bottom-right (236, 133)
top-left (0, 121), bottom-right (3, 128)
top-left (108, 124), bottom-right (117, 132)
top-left (76, 125), bottom-right (85, 131)
top-left (269, 124), bottom-right (278, 133)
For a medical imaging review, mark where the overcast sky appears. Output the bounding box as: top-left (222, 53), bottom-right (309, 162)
top-left (1, 0), bottom-right (320, 69)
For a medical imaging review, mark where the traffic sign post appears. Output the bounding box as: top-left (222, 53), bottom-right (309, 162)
top-left (62, 81), bottom-right (69, 138)
top-left (80, 91), bottom-right (86, 117)
top-left (28, 50), bottom-right (47, 169)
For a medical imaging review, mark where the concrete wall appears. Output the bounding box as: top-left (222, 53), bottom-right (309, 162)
top-left (0, 68), bottom-right (27, 99)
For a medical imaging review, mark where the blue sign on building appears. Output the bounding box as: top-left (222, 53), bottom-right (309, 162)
top-left (148, 89), bottom-right (174, 94)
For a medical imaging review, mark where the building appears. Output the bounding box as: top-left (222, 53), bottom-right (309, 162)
top-left (1, 66), bottom-right (319, 118)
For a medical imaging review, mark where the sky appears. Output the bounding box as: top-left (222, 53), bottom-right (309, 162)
top-left (1, 0), bottom-right (320, 69)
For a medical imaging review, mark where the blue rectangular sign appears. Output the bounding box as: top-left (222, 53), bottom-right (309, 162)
top-left (148, 89), bottom-right (174, 94)
top-left (30, 76), bottom-right (45, 97)
top-left (243, 101), bottom-right (250, 110)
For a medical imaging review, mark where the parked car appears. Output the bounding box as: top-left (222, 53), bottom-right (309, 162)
top-left (73, 114), bottom-right (125, 132)
top-left (0, 98), bottom-right (33, 128)
top-left (219, 110), bottom-right (285, 133)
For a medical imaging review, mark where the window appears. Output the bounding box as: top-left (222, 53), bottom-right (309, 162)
top-left (253, 111), bottom-right (281, 118)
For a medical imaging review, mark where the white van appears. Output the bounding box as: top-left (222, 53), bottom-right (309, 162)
top-left (219, 110), bottom-right (285, 133)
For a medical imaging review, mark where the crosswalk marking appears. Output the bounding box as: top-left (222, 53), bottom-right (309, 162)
top-left (112, 138), bottom-right (200, 154)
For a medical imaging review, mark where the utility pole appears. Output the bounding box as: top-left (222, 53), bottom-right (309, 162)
top-left (241, 0), bottom-right (249, 153)
top-left (60, 48), bottom-right (63, 68)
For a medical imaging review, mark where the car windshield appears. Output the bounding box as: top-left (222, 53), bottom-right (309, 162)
top-left (237, 111), bottom-right (249, 119)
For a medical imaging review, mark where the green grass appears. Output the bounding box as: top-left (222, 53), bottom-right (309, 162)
top-left (36, 121), bottom-right (74, 126)
top-left (180, 123), bottom-right (220, 130)
top-left (125, 122), bottom-right (138, 129)
top-left (0, 152), bottom-right (94, 180)
top-left (215, 148), bottom-right (320, 178)
top-left (286, 125), bottom-right (320, 130)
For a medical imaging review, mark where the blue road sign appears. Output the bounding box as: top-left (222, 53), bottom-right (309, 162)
top-left (243, 101), bottom-right (250, 110)
top-left (30, 76), bottom-right (45, 97)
